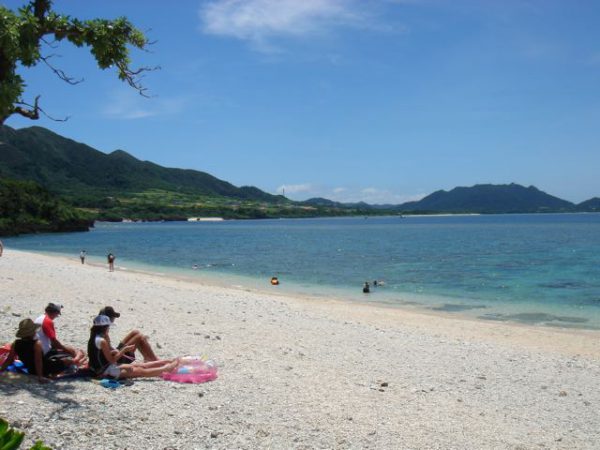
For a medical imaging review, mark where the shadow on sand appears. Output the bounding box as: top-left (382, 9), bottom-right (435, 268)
top-left (0, 372), bottom-right (86, 417)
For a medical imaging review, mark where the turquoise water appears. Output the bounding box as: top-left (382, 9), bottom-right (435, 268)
top-left (5, 214), bottom-right (600, 329)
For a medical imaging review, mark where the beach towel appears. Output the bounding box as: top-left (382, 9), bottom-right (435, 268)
top-left (0, 343), bottom-right (11, 365)
top-left (2, 360), bottom-right (27, 374)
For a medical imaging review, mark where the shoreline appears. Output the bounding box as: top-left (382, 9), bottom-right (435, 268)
top-left (7, 213), bottom-right (600, 334)
top-left (10, 249), bottom-right (600, 349)
top-left (1, 249), bottom-right (599, 449)
top-left (5, 249), bottom-right (600, 358)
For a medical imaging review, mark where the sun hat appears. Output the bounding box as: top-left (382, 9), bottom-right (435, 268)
top-left (45, 303), bottom-right (63, 315)
top-left (16, 318), bottom-right (40, 338)
top-left (99, 306), bottom-right (120, 319)
top-left (93, 315), bottom-right (112, 327)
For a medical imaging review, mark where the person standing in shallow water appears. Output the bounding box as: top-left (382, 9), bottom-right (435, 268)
top-left (363, 281), bottom-right (371, 293)
top-left (80, 250), bottom-right (86, 264)
top-left (0, 239), bottom-right (3, 257)
top-left (107, 252), bottom-right (115, 272)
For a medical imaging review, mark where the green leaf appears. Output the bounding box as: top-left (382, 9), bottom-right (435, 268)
top-left (1, 1), bottom-right (151, 123)
top-left (0, 429), bottom-right (24, 450)
top-left (0, 428), bottom-right (14, 446)
top-left (0, 420), bottom-right (8, 438)
top-left (30, 441), bottom-right (53, 450)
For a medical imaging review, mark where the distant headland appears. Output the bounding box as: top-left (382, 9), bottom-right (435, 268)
top-left (0, 124), bottom-right (598, 235)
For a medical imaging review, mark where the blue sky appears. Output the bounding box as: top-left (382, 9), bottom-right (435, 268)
top-left (4, 0), bottom-right (600, 203)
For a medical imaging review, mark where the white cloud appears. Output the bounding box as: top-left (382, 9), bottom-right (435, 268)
top-left (199, 0), bottom-right (368, 50)
top-left (361, 187), bottom-right (379, 195)
top-left (276, 183), bottom-right (425, 204)
top-left (399, 193), bottom-right (427, 203)
top-left (102, 90), bottom-right (187, 120)
top-left (276, 183), bottom-right (315, 195)
top-left (353, 187), bottom-right (424, 204)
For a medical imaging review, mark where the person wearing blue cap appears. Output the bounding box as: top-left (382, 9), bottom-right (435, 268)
top-left (99, 306), bottom-right (159, 362)
top-left (87, 315), bottom-right (177, 379)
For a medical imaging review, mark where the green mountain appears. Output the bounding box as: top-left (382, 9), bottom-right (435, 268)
top-left (301, 198), bottom-right (373, 209)
top-left (0, 124), bottom-right (315, 220)
top-left (1, 125), bottom-right (596, 221)
top-left (0, 125), bottom-right (281, 203)
top-left (576, 197), bottom-right (600, 212)
top-left (397, 183), bottom-right (575, 213)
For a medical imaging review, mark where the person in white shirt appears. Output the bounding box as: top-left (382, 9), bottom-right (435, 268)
top-left (35, 303), bottom-right (86, 370)
top-left (99, 306), bottom-right (159, 362)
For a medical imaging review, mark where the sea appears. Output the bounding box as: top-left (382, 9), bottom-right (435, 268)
top-left (5, 213), bottom-right (600, 330)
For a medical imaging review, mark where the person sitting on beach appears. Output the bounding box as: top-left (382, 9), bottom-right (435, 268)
top-left (0, 319), bottom-right (51, 383)
top-left (35, 303), bottom-right (87, 370)
top-left (87, 315), bottom-right (176, 379)
top-left (99, 306), bottom-right (159, 362)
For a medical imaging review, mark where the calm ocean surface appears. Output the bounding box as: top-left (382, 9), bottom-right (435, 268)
top-left (5, 214), bottom-right (600, 329)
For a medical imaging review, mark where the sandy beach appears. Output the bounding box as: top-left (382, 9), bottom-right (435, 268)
top-left (1, 249), bottom-right (599, 449)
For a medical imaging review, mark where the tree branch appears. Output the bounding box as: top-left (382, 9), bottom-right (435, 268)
top-left (14, 96), bottom-right (69, 122)
top-left (33, 0), bottom-right (51, 22)
top-left (116, 62), bottom-right (160, 97)
top-left (41, 36), bottom-right (60, 49)
top-left (0, 3), bottom-right (156, 123)
top-left (39, 26), bottom-right (159, 96)
top-left (40, 55), bottom-right (84, 85)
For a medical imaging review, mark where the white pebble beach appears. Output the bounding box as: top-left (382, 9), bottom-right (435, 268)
top-left (1, 249), bottom-right (599, 449)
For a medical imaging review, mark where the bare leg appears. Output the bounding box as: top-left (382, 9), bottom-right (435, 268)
top-left (63, 346), bottom-right (87, 366)
top-left (118, 360), bottom-right (177, 379)
top-left (132, 359), bottom-right (175, 369)
top-left (138, 337), bottom-right (158, 362)
top-left (120, 330), bottom-right (142, 346)
top-left (120, 330), bottom-right (158, 361)
top-left (73, 349), bottom-right (87, 365)
top-left (53, 345), bottom-right (81, 369)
